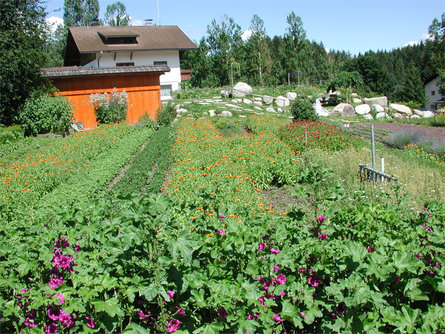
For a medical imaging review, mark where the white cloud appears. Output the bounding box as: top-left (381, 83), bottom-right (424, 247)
top-left (404, 33), bottom-right (432, 47)
top-left (46, 16), bottom-right (64, 33)
top-left (241, 29), bottom-right (252, 41)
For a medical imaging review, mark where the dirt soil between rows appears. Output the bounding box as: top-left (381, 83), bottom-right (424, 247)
top-left (363, 122), bottom-right (445, 141)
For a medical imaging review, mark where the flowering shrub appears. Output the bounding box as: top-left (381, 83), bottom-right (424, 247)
top-left (90, 88), bottom-right (128, 124)
top-left (280, 120), bottom-right (361, 152)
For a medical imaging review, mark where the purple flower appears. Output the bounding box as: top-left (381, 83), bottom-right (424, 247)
top-left (317, 233), bottom-right (327, 240)
top-left (367, 247), bottom-right (375, 252)
top-left (167, 291), bottom-right (175, 299)
top-left (258, 296), bottom-right (266, 306)
top-left (74, 243), bottom-right (81, 252)
top-left (308, 274), bottom-right (321, 287)
top-left (421, 223), bottom-right (434, 234)
top-left (166, 319), bottom-right (180, 333)
top-left (54, 293), bottom-right (65, 304)
top-left (394, 275), bottom-right (401, 282)
top-left (273, 314), bottom-right (282, 322)
top-left (47, 308), bottom-right (61, 321)
top-left (331, 313), bottom-right (338, 319)
top-left (300, 312), bottom-right (306, 319)
top-left (258, 242), bottom-right (266, 252)
top-left (217, 229), bottom-right (226, 236)
top-left (317, 215), bottom-right (326, 223)
top-left (138, 310), bottom-right (146, 320)
top-left (48, 277), bottom-right (63, 290)
top-left (85, 317), bottom-right (95, 328)
top-left (24, 317), bottom-right (36, 328)
top-left (54, 237), bottom-right (70, 249)
top-left (45, 322), bottom-right (58, 334)
top-left (217, 307), bottom-right (228, 318)
top-left (273, 265), bottom-right (280, 272)
top-left (174, 306), bottom-right (186, 317)
top-left (59, 310), bottom-right (73, 327)
top-left (270, 248), bottom-right (281, 254)
top-left (280, 290), bottom-right (286, 296)
top-left (219, 214), bottom-right (226, 219)
top-left (275, 274), bottom-right (286, 285)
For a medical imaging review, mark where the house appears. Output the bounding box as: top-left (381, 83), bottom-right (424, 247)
top-left (425, 76), bottom-right (445, 110)
top-left (42, 65), bottom-right (169, 129)
top-left (42, 25), bottom-right (196, 129)
top-left (64, 25), bottom-right (197, 100)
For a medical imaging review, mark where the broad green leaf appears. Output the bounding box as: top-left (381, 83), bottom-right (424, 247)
top-left (169, 230), bottom-right (199, 266)
top-left (393, 251), bottom-right (421, 274)
top-left (92, 298), bottom-right (124, 317)
top-left (236, 319), bottom-right (259, 334)
top-left (123, 322), bottom-right (151, 334)
top-left (139, 284), bottom-right (158, 302)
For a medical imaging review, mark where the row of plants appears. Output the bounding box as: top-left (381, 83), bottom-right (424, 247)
top-left (112, 126), bottom-right (176, 197)
top-left (0, 113), bottom-right (443, 333)
top-left (0, 123), bottom-right (152, 215)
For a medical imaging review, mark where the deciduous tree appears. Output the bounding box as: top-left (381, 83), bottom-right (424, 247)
top-left (104, 1), bottom-right (130, 26)
top-left (63, 0), bottom-right (99, 27)
top-left (0, 0), bottom-right (48, 124)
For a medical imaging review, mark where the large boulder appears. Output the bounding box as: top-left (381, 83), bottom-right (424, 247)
top-left (413, 109), bottom-right (424, 117)
top-left (355, 104), bottom-right (371, 115)
top-left (390, 103), bottom-right (412, 115)
top-left (276, 96), bottom-right (290, 107)
top-left (423, 110), bottom-right (435, 118)
top-left (313, 99), bottom-right (329, 116)
top-left (376, 112), bottom-right (388, 119)
top-left (372, 104), bottom-right (385, 112)
top-left (333, 103), bottom-right (355, 117)
top-left (286, 92), bottom-right (297, 100)
top-left (263, 96), bottom-right (274, 105)
top-left (266, 107), bottom-right (276, 113)
top-left (232, 82), bottom-right (252, 97)
top-left (364, 96), bottom-right (388, 107)
top-left (219, 110), bottom-right (233, 117)
top-left (363, 113), bottom-right (374, 120)
top-left (353, 98), bottom-right (362, 103)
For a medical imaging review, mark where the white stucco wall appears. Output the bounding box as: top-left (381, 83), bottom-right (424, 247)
top-left (425, 76), bottom-right (443, 110)
top-left (84, 50), bottom-right (181, 97)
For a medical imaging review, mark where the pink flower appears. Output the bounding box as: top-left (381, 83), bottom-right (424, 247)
top-left (58, 310), bottom-right (73, 327)
top-left (48, 277), bottom-right (63, 290)
top-left (317, 233), bottom-right (327, 240)
top-left (74, 243), bottom-right (81, 252)
top-left (217, 307), bottom-right (228, 318)
top-left (273, 314), bottom-right (282, 322)
top-left (280, 290), bottom-right (286, 296)
top-left (45, 322), bottom-right (58, 334)
top-left (258, 296), bottom-right (266, 306)
top-left (367, 247), bottom-right (375, 252)
top-left (217, 229), bottom-right (226, 236)
top-left (308, 274), bottom-right (320, 287)
top-left (85, 317), bottom-right (95, 328)
top-left (54, 293), bottom-right (65, 304)
top-left (24, 317), bottom-right (36, 328)
top-left (273, 265), bottom-right (279, 272)
top-left (167, 319), bottom-right (180, 333)
top-left (54, 237), bottom-right (70, 249)
top-left (138, 311), bottom-right (146, 320)
top-left (275, 274), bottom-right (286, 285)
top-left (47, 308), bottom-right (61, 321)
top-left (258, 242), bottom-right (265, 252)
top-left (20, 288), bottom-right (27, 292)
top-left (270, 248), bottom-right (281, 254)
top-left (317, 215), bottom-right (326, 223)
top-left (300, 312), bottom-right (306, 319)
top-left (219, 214), bottom-right (226, 219)
top-left (174, 306), bottom-right (186, 317)
top-left (167, 291), bottom-right (175, 299)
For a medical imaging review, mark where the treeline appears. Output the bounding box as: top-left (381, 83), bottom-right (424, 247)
top-left (182, 12), bottom-right (445, 105)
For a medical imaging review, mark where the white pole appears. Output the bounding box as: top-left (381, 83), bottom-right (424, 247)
top-left (157, 0), bottom-right (160, 25)
top-left (381, 157), bottom-right (385, 173)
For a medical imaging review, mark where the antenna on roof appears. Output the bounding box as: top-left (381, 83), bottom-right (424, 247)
top-left (156, 0), bottom-right (160, 26)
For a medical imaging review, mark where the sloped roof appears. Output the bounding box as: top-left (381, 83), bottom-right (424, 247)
top-left (68, 25), bottom-right (197, 53)
top-left (41, 65), bottom-right (170, 78)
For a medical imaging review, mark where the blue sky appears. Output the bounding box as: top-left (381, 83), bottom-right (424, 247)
top-left (44, 0), bottom-right (444, 55)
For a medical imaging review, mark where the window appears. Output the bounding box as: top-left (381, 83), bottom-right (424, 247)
top-left (116, 62), bottom-right (135, 67)
top-left (98, 31), bottom-right (138, 45)
top-left (160, 84), bottom-right (172, 96)
top-left (154, 61), bottom-right (167, 66)
top-left (431, 90), bottom-right (436, 96)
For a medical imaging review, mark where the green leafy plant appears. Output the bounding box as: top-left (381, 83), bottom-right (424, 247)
top-left (19, 94), bottom-right (73, 136)
top-left (290, 98), bottom-right (318, 122)
top-left (157, 101), bottom-right (175, 126)
top-left (136, 113), bottom-right (159, 131)
top-left (90, 88), bottom-right (128, 124)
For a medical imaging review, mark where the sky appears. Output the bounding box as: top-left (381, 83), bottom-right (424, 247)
top-left (44, 0), bottom-right (444, 55)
